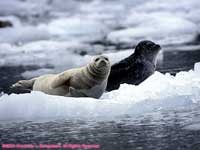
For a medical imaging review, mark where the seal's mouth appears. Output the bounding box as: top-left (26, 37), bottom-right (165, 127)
top-left (97, 60), bottom-right (108, 67)
top-left (153, 44), bottom-right (161, 51)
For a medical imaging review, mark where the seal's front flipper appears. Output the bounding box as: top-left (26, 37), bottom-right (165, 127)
top-left (51, 72), bottom-right (71, 89)
top-left (69, 87), bottom-right (87, 97)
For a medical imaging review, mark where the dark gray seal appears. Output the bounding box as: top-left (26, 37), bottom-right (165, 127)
top-left (106, 40), bottom-right (161, 91)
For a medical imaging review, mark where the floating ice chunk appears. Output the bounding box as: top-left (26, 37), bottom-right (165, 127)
top-left (0, 16), bottom-right (50, 44)
top-left (48, 17), bottom-right (109, 42)
top-left (80, 0), bottom-right (125, 15)
top-left (135, 0), bottom-right (200, 16)
top-left (49, 0), bottom-right (81, 13)
top-left (108, 12), bottom-right (198, 46)
top-left (0, 62), bottom-right (200, 120)
top-left (0, 24), bottom-right (50, 44)
top-left (0, 41), bottom-right (91, 67)
top-left (0, 0), bottom-right (50, 17)
top-left (194, 62), bottom-right (200, 73)
top-left (79, 0), bottom-right (125, 28)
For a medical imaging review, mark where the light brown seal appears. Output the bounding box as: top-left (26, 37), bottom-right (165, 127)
top-left (12, 55), bottom-right (111, 99)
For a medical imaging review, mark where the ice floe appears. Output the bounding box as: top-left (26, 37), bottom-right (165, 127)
top-left (0, 16), bottom-right (50, 44)
top-left (47, 17), bottom-right (110, 42)
top-left (107, 12), bottom-right (198, 46)
top-left (0, 62), bottom-right (199, 120)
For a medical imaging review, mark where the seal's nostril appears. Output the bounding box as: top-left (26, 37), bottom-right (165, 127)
top-left (101, 60), bottom-right (106, 63)
top-left (99, 60), bottom-right (107, 66)
top-left (154, 44), bottom-right (161, 50)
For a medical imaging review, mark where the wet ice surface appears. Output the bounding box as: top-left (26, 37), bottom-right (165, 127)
top-left (1, 0), bottom-right (200, 149)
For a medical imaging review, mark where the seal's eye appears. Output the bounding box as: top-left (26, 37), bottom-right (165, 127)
top-left (95, 58), bottom-right (100, 62)
top-left (146, 42), bottom-right (154, 47)
top-left (105, 57), bottom-right (108, 61)
top-left (146, 43), bottom-right (151, 47)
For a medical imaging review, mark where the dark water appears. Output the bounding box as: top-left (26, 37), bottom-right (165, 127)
top-left (158, 49), bottom-right (200, 74)
top-left (1, 105), bottom-right (200, 150)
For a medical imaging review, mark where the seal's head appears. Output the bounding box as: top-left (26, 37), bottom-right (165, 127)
top-left (93, 55), bottom-right (110, 68)
top-left (90, 55), bottom-right (111, 76)
top-left (134, 40), bottom-right (161, 64)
